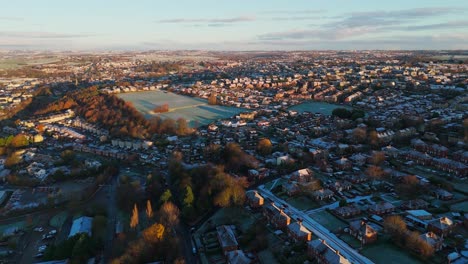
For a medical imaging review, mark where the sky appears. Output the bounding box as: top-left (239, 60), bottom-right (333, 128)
top-left (1, 0), bottom-right (468, 51)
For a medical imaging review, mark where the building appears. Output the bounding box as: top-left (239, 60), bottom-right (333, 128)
top-left (216, 225), bottom-right (238, 254)
top-left (348, 220), bottom-right (378, 245)
top-left (69, 216), bottom-right (93, 238)
top-left (401, 199), bottom-right (429, 210)
top-left (287, 221), bottom-right (312, 242)
top-left (225, 250), bottom-right (255, 264)
top-left (334, 205), bottom-right (361, 218)
top-left (311, 189), bottom-right (334, 201)
top-left (419, 232), bottom-right (443, 251)
top-left (406, 210), bottom-right (432, 221)
top-left (290, 168), bottom-right (313, 183)
top-left (263, 203), bottom-right (291, 229)
top-left (307, 239), bottom-right (351, 264)
top-left (245, 190), bottom-right (264, 208)
top-left (428, 217), bottom-right (454, 236)
top-left (368, 202), bottom-right (395, 215)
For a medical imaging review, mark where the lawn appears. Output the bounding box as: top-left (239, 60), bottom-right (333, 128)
top-left (289, 101), bottom-right (352, 115)
top-left (361, 240), bottom-right (423, 264)
top-left (450, 200), bottom-right (468, 212)
top-left (196, 207), bottom-right (255, 234)
top-left (49, 211), bottom-right (69, 229)
top-left (258, 249), bottom-right (279, 264)
top-left (118, 91), bottom-right (248, 126)
top-left (308, 210), bottom-right (347, 231)
top-left (339, 233), bottom-right (362, 249)
top-left (286, 196), bottom-right (320, 211)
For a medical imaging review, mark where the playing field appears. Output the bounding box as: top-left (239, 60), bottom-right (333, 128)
top-left (117, 91), bottom-right (247, 127)
top-left (289, 101), bottom-right (352, 116)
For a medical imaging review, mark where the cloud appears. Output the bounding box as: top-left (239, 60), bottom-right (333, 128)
top-left (258, 27), bottom-right (378, 41)
top-left (258, 6), bottom-right (468, 42)
top-left (271, 16), bottom-right (322, 21)
top-left (263, 9), bottom-right (326, 15)
top-left (157, 16), bottom-right (255, 24)
top-left (0, 31), bottom-right (97, 39)
top-left (0, 16), bottom-right (23, 21)
top-left (398, 20), bottom-right (468, 31)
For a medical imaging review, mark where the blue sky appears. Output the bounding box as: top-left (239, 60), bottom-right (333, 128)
top-left (1, 0), bottom-right (467, 50)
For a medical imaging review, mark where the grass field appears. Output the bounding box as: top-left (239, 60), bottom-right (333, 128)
top-left (117, 91), bottom-right (247, 126)
top-left (0, 57), bottom-right (61, 69)
top-left (361, 240), bottom-right (423, 264)
top-left (49, 212), bottom-right (69, 229)
top-left (309, 210), bottom-right (347, 231)
top-left (289, 101), bottom-right (352, 115)
top-left (286, 196), bottom-right (320, 211)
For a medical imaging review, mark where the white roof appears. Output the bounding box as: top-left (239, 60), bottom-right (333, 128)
top-left (69, 216), bottom-right (93, 238)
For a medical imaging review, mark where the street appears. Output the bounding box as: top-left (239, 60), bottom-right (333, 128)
top-left (258, 185), bottom-right (374, 264)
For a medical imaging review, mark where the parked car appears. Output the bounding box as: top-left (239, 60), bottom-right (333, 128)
top-left (33, 227), bottom-right (44, 232)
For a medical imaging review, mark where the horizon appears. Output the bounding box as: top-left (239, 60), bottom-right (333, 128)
top-left (1, 0), bottom-right (468, 51)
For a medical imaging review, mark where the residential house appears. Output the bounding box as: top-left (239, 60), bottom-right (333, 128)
top-left (217, 225), bottom-right (238, 254)
top-left (348, 220), bottom-right (378, 245)
top-left (263, 203), bottom-right (291, 229)
top-left (290, 168), bottom-right (313, 183)
top-left (287, 221), bottom-right (312, 242)
top-left (311, 189), bottom-right (334, 201)
top-left (420, 232), bottom-right (443, 251)
top-left (307, 239), bottom-right (351, 264)
top-left (334, 205), bottom-right (361, 218)
top-left (401, 199), bottom-right (429, 210)
top-left (246, 190), bottom-right (264, 208)
top-left (428, 217), bottom-right (454, 236)
top-left (226, 250), bottom-right (255, 264)
top-left (282, 181), bottom-right (300, 196)
top-left (432, 189), bottom-right (454, 200)
top-left (368, 202), bottom-right (395, 215)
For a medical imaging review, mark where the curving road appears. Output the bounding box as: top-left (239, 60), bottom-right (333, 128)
top-left (258, 186), bottom-right (374, 264)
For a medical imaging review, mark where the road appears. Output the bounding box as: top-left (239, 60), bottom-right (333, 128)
top-left (258, 186), bottom-right (374, 264)
top-left (103, 173), bottom-right (119, 262)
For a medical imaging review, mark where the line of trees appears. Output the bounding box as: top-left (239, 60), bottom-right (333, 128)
top-left (384, 215), bottom-right (435, 258)
top-left (152, 103), bottom-right (169, 113)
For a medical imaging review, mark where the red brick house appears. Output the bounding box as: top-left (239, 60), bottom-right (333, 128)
top-left (428, 217), bottom-right (454, 236)
top-left (287, 221), bottom-right (312, 242)
top-left (368, 202), bottom-right (395, 215)
top-left (307, 239), bottom-right (351, 264)
top-left (216, 225), bottom-right (238, 254)
top-left (348, 220), bottom-right (378, 245)
top-left (245, 190), bottom-right (264, 208)
top-left (263, 203), bottom-right (291, 229)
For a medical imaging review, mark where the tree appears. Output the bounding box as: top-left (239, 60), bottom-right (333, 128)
top-left (365, 165), bottom-right (384, 181)
top-left (159, 202), bottom-right (180, 229)
top-left (352, 128), bottom-right (367, 143)
top-left (142, 223), bottom-right (165, 243)
top-left (160, 189), bottom-right (172, 203)
top-left (332, 108), bottom-right (352, 119)
top-left (183, 186), bottom-right (194, 208)
top-left (130, 204), bottom-right (139, 229)
top-left (370, 151), bottom-right (386, 165)
top-left (257, 138), bottom-right (273, 156)
top-left (384, 215), bottom-right (407, 241)
top-left (146, 200), bottom-right (153, 219)
top-left (10, 134), bottom-right (29, 148)
top-left (176, 118), bottom-right (189, 136)
top-left (4, 153), bottom-right (21, 168)
top-left (208, 93), bottom-right (217, 105)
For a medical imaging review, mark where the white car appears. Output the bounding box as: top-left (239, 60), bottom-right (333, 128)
top-left (34, 227), bottom-right (44, 232)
